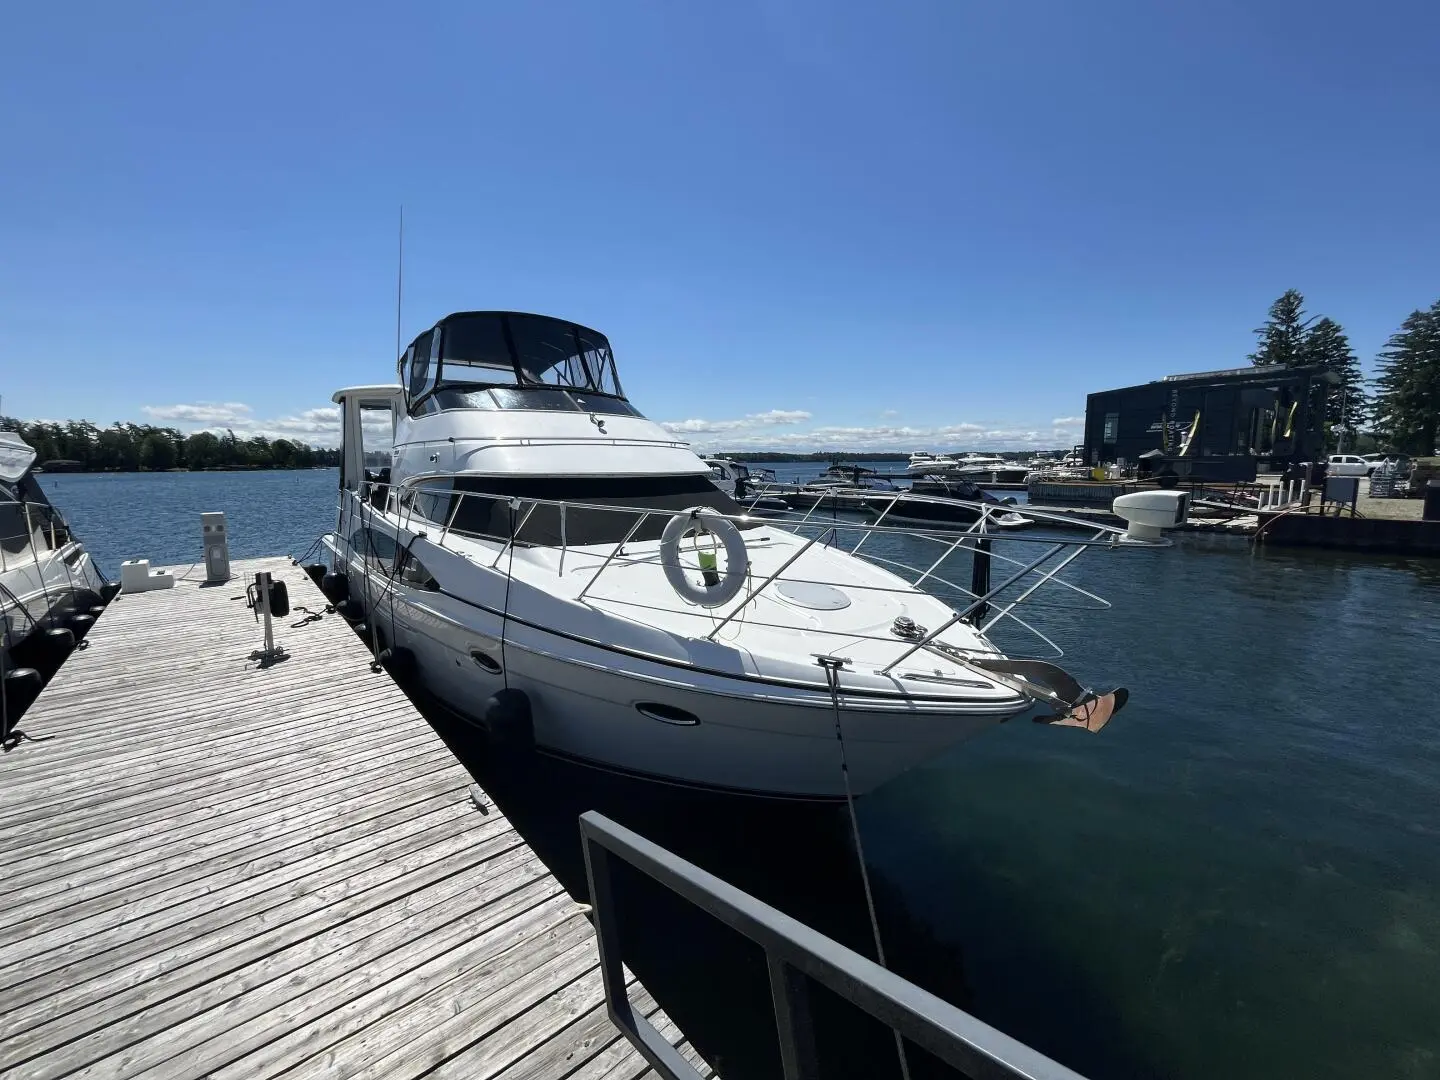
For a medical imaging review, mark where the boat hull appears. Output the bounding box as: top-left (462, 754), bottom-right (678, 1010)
top-left (334, 546), bottom-right (1026, 800)
top-left (2, 544), bottom-right (107, 656)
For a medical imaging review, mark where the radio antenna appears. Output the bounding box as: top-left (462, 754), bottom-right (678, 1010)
top-left (394, 205), bottom-right (405, 360)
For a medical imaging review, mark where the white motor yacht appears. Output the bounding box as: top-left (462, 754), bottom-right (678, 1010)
top-left (947, 454), bottom-right (1030, 484)
top-left (2, 432), bottom-right (113, 727)
top-left (322, 311), bottom-right (1182, 799)
top-left (906, 450), bottom-right (959, 476)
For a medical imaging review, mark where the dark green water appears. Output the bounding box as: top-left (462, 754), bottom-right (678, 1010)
top-left (42, 469), bottom-right (1440, 1079)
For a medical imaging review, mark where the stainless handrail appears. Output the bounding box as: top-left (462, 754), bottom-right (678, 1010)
top-left (335, 478), bottom-right (1151, 667)
top-left (575, 510), bottom-right (653, 603)
top-left (879, 541), bottom-right (1071, 676)
top-left (580, 811), bottom-right (1089, 1080)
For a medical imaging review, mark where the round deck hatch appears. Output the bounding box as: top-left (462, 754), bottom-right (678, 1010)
top-left (774, 581), bottom-right (851, 611)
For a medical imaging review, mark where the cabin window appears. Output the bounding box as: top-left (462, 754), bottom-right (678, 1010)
top-left (433, 313), bottom-right (625, 399)
top-left (0, 503), bottom-right (32, 561)
top-left (348, 526), bottom-right (397, 572)
top-left (397, 552), bottom-right (439, 590)
top-left (444, 474), bottom-right (756, 547)
top-left (408, 478), bottom-right (455, 525)
top-left (408, 332), bottom-right (436, 401)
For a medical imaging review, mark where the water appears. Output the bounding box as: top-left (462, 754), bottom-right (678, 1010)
top-left (39, 467), bottom-right (1440, 1079)
top-left (36, 469), bottom-right (340, 574)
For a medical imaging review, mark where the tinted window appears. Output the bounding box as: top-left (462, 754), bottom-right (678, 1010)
top-left (407, 478), bottom-right (454, 524)
top-left (0, 502), bottom-right (31, 557)
top-left (573, 394), bottom-right (643, 417)
top-left (447, 474), bottom-right (754, 546)
top-left (435, 313), bottom-right (623, 398)
top-left (398, 552), bottom-right (439, 590)
top-left (438, 315), bottom-right (516, 382)
top-left (348, 526), bottom-right (397, 569)
top-left (487, 388), bottom-right (582, 412)
top-left (408, 332), bottom-right (435, 402)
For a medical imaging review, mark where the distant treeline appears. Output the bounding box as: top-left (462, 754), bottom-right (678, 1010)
top-left (0, 418), bottom-right (339, 472)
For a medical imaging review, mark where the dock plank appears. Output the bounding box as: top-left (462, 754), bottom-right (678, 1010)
top-left (0, 556), bottom-right (689, 1080)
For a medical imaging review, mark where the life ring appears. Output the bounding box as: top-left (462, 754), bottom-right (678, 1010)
top-left (660, 507), bottom-right (749, 608)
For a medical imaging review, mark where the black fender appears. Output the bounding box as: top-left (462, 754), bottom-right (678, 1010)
top-left (321, 572), bottom-right (349, 605)
top-left (3, 667), bottom-right (44, 717)
top-left (482, 689), bottom-right (534, 752)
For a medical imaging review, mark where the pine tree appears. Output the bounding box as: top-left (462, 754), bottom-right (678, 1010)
top-left (1249, 289), bottom-right (1315, 367)
top-left (1302, 317), bottom-right (1367, 437)
top-left (1371, 301), bottom-right (1440, 455)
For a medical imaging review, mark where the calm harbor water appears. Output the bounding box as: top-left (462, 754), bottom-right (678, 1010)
top-left (40, 467), bottom-right (1440, 1079)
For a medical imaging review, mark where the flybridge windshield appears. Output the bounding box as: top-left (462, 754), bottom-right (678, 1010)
top-left (403, 312), bottom-right (625, 408)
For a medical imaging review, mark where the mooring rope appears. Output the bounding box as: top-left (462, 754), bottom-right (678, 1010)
top-left (818, 655), bottom-right (913, 1080)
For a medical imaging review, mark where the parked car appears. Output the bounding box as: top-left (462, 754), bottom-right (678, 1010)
top-left (1326, 454), bottom-right (1370, 477)
top-left (1361, 453), bottom-right (1387, 475)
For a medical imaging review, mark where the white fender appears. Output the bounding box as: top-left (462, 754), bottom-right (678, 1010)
top-left (659, 507), bottom-right (749, 608)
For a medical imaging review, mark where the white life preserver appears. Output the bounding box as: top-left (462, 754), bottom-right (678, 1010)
top-left (659, 507), bottom-right (749, 608)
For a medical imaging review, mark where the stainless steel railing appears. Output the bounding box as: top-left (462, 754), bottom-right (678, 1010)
top-left (336, 477), bottom-right (1149, 666)
top-left (579, 811), bottom-right (1090, 1080)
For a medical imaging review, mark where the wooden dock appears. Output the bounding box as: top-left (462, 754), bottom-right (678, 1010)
top-left (0, 556), bottom-right (710, 1080)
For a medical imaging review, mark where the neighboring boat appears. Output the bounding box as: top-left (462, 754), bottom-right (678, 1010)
top-left (907, 450), bottom-right (959, 475)
top-left (321, 310), bottom-right (1181, 800)
top-left (785, 465), bottom-right (902, 512)
top-left (1027, 456), bottom-right (1092, 481)
top-left (1, 431), bottom-right (113, 728)
top-left (869, 476), bottom-right (1034, 530)
top-left (948, 454), bottom-right (1031, 484)
top-left (907, 452), bottom-right (1028, 484)
top-left (701, 458), bottom-right (792, 516)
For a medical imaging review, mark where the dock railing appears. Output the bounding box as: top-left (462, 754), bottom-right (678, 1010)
top-left (579, 811), bottom-right (1089, 1080)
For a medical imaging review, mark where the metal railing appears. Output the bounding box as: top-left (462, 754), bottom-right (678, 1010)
top-left (336, 477), bottom-right (1157, 668)
top-left (579, 811), bottom-right (1089, 1080)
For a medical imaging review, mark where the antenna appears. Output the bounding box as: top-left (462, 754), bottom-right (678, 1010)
top-left (394, 205), bottom-right (405, 360)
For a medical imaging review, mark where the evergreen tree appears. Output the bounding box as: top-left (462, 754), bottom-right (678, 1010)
top-left (1302, 317), bottom-right (1367, 436)
top-left (1372, 301), bottom-right (1440, 455)
top-left (139, 433), bottom-right (177, 470)
top-left (1249, 289), bottom-right (1316, 367)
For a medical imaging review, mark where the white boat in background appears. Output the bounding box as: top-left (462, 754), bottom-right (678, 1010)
top-left (908, 451), bottom-right (1028, 484)
top-left (701, 458), bottom-right (791, 515)
top-left (948, 454), bottom-right (1031, 484)
top-left (1, 431), bottom-right (113, 728)
top-left (322, 311), bottom-right (1186, 799)
top-left (1027, 451), bottom-right (1091, 481)
top-left (906, 450), bottom-right (959, 475)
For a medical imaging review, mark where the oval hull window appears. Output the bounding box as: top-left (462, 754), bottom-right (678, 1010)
top-left (636, 702), bottom-right (700, 727)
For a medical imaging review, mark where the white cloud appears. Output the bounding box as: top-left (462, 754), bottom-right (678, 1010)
top-left (879, 409), bottom-right (899, 419)
top-left (143, 402), bottom-right (254, 425)
top-left (671, 415), bottom-right (1080, 453)
top-left (144, 401), bottom-right (352, 446)
top-left (142, 399), bottom-right (1082, 454)
top-left (659, 409), bottom-right (812, 436)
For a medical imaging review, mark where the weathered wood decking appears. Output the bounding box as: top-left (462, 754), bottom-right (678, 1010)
top-left (0, 556), bottom-right (708, 1079)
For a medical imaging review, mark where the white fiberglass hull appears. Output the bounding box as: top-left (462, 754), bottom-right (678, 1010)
top-left (329, 536), bottom-right (1028, 800)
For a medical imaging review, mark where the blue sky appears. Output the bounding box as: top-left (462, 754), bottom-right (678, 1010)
top-left (3, 0), bottom-right (1438, 452)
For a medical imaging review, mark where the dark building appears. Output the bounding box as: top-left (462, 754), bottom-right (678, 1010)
top-left (1084, 365), bottom-right (1339, 483)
